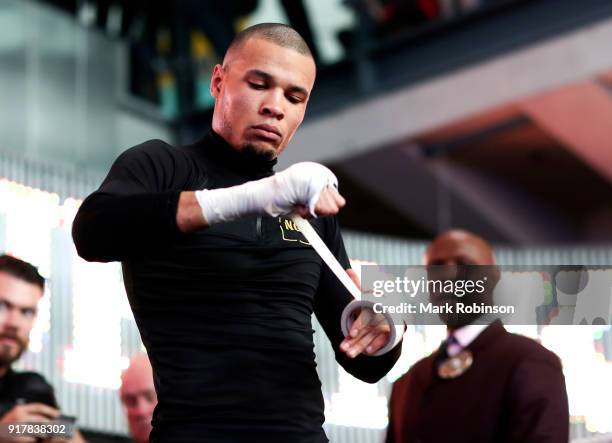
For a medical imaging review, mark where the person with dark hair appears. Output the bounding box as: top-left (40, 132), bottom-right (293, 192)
top-left (385, 230), bottom-right (569, 443)
top-left (0, 254), bottom-right (45, 292)
top-left (73, 23), bottom-right (402, 443)
top-left (0, 254), bottom-right (86, 443)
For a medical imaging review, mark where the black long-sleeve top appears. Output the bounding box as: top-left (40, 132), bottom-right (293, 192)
top-left (72, 131), bottom-right (401, 443)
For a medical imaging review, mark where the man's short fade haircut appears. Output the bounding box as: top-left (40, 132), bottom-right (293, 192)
top-left (0, 254), bottom-right (45, 291)
top-left (224, 22), bottom-right (314, 64)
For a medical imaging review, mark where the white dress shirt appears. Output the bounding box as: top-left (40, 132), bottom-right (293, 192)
top-left (446, 324), bottom-right (489, 356)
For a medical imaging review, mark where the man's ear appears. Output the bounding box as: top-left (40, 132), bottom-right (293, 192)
top-left (210, 64), bottom-right (224, 99)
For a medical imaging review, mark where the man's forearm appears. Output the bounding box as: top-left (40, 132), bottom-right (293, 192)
top-left (192, 162), bottom-right (341, 228)
top-left (176, 191), bottom-right (209, 233)
top-left (75, 162), bottom-right (342, 260)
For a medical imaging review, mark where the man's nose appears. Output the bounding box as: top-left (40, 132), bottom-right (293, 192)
top-left (260, 91), bottom-right (284, 120)
top-left (3, 309), bottom-right (23, 329)
top-left (131, 398), bottom-right (153, 417)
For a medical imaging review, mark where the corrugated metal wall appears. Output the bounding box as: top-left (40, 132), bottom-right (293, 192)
top-left (1, 150), bottom-right (610, 440)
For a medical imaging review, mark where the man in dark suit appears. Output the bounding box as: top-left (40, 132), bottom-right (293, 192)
top-left (386, 230), bottom-right (569, 443)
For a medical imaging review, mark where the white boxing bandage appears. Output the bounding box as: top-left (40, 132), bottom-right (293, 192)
top-left (195, 162), bottom-right (338, 226)
top-left (340, 300), bottom-right (405, 356)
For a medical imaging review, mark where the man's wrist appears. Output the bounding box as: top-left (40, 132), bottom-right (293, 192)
top-left (177, 191), bottom-right (208, 233)
top-left (193, 175), bottom-right (291, 225)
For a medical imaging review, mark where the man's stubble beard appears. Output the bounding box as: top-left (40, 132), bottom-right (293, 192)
top-left (0, 341), bottom-right (26, 367)
top-left (241, 142), bottom-right (277, 161)
top-left (219, 116), bottom-right (280, 161)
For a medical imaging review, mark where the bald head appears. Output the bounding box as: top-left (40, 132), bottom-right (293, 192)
top-left (120, 353), bottom-right (156, 443)
top-left (425, 230), bottom-right (499, 329)
top-left (121, 353), bottom-right (152, 386)
top-left (223, 23), bottom-right (314, 67)
top-left (425, 229), bottom-right (496, 266)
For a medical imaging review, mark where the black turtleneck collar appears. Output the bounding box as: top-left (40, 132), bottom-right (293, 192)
top-left (199, 130), bottom-right (277, 178)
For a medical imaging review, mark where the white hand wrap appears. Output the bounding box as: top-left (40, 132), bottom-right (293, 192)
top-left (340, 300), bottom-right (405, 356)
top-left (194, 162), bottom-right (338, 225)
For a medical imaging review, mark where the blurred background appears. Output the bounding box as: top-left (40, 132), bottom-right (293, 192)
top-left (0, 0), bottom-right (611, 441)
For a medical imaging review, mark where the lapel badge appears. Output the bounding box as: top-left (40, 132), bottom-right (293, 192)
top-left (438, 350), bottom-right (473, 379)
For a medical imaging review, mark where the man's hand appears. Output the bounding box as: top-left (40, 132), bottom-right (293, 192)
top-left (186, 162), bottom-right (344, 231)
top-left (294, 187), bottom-right (345, 218)
top-left (340, 269), bottom-right (391, 358)
top-left (340, 308), bottom-right (392, 358)
top-left (0, 403), bottom-right (59, 443)
top-left (0, 403), bottom-right (59, 423)
top-left (272, 162), bottom-right (344, 218)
